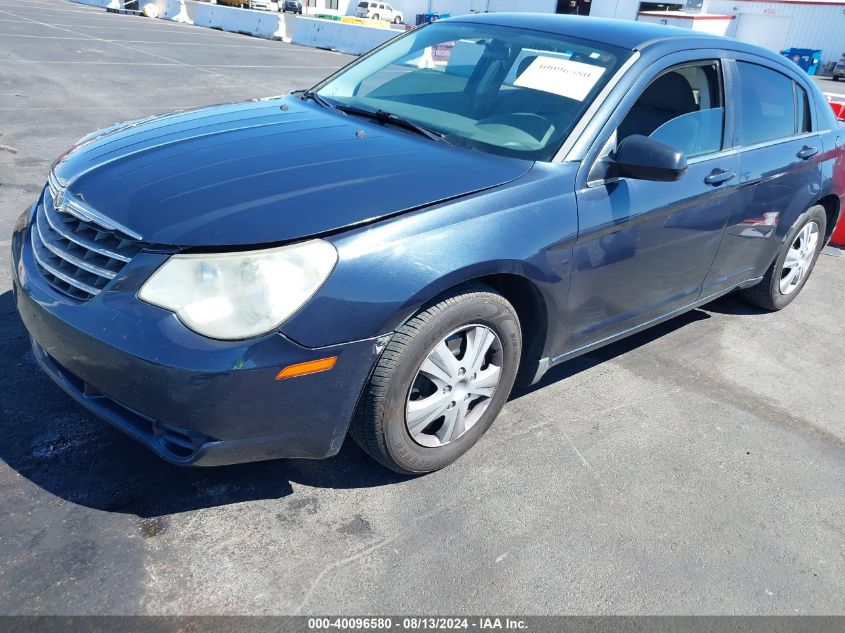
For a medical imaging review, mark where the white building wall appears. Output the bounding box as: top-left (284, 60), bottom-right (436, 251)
top-left (589, 0), bottom-right (638, 19)
top-left (707, 0), bottom-right (845, 65)
top-left (589, 0), bottom-right (845, 67)
top-left (636, 13), bottom-right (733, 35)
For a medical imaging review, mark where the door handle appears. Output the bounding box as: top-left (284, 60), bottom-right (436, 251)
top-left (796, 145), bottom-right (819, 160)
top-left (704, 168), bottom-right (736, 186)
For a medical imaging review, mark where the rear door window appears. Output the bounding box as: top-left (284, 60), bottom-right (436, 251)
top-left (795, 83), bottom-right (812, 133)
top-left (736, 62), bottom-right (797, 145)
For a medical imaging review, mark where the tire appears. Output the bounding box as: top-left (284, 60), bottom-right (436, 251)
top-left (393, 16), bottom-right (401, 23)
top-left (350, 283), bottom-right (522, 475)
top-left (371, 13), bottom-right (379, 20)
top-left (739, 205), bottom-right (827, 311)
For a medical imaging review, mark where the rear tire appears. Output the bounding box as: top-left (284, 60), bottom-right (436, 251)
top-left (350, 283), bottom-right (521, 475)
top-left (739, 205), bottom-right (827, 311)
top-left (372, 13), bottom-right (379, 20)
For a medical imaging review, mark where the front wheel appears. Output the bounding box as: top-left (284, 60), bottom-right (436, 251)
top-left (350, 284), bottom-right (522, 475)
top-left (393, 16), bottom-right (402, 23)
top-left (739, 205), bottom-right (827, 311)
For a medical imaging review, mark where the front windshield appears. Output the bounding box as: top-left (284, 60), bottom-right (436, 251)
top-left (315, 21), bottom-right (629, 161)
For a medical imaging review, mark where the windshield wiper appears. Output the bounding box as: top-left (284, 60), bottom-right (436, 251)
top-left (294, 89), bottom-right (335, 110)
top-left (294, 93), bottom-right (447, 144)
top-left (333, 104), bottom-right (447, 143)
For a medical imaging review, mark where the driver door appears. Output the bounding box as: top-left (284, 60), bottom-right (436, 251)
top-left (562, 59), bottom-right (740, 353)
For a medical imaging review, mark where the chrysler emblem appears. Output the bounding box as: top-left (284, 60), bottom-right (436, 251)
top-left (53, 187), bottom-right (66, 211)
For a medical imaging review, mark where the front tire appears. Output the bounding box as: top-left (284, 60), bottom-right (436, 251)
top-left (739, 205), bottom-right (827, 311)
top-left (351, 284), bottom-right (522, 475)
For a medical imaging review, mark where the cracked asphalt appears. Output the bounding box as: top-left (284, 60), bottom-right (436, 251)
top-left (1, 0), bottom-right (844, 616)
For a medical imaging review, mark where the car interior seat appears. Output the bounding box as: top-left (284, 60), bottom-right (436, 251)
top-left (618, 71), bottom-right (698, 140)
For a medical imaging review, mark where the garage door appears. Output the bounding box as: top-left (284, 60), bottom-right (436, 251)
top-left (733, 14), bottom-right (792, 52)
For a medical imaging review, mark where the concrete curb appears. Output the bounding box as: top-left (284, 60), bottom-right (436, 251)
top-left (290, 16), bottom-right (397, 54)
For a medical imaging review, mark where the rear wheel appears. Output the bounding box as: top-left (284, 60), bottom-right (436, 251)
top-left (739, 205), bottom-right (826, 311)
top-left (371, 13), bottom-right (379, 20)
top-left (350, 284), bottom-right (521, 474)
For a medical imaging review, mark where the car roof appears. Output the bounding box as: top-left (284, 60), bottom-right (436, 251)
top-left (443, 13), bottom-right (722, 50)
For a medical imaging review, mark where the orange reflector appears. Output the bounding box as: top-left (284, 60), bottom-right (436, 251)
top-left (276, 356), bottom-right (337, 380)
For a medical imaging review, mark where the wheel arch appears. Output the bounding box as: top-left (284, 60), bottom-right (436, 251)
top-left (386, 267), bottom-right (552, 387)
top-left (816, 193), bottom-right (841, 243)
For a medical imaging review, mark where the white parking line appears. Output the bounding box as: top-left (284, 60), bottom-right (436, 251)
top-left (0, 20), bottom-right (346, 55)
top-left (0, 20), bottom-right (284, 41)
top-left (202, 64), bottom-right (340, 69)
top-left (0, 8), bottom-right (229, 77)
top-left (0, 106), bottom-right (189, 111)
top-left (0, 4), bottom-right (122, 15)
top-left (1, 59), bottom-right (339, 69)
top-left (0, 33), bottom-right (295, 48)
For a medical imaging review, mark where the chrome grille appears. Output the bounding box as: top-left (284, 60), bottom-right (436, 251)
top-left (30, 177), bottom-right (144, 301)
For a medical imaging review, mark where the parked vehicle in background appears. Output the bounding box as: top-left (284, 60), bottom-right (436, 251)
top-left (282, 0), bottom-right (303, 14)
top-left (216, 0), bottom-right (249, 8)
top-left (251, 0), bottom-right (280, 10)
top-left (11, 15), bottom-right (843, 475)
top-left (356, 1), bottom-right (404, 23)
top-left (833, 58), bottom-right (845, 80)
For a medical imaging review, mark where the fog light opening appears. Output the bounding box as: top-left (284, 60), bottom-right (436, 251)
top-left (153, 424), bottom-right (203, 460)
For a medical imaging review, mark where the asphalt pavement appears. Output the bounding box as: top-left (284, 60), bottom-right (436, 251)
top-left (1, 0), bottom-right (844, 616)
top-left (814, 75), bottom-right (845, 98)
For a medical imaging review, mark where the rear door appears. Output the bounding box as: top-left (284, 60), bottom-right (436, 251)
top-left (702, 57), bottom-right (823, 294)
top-left (564, 53), bottom-right (739, 353)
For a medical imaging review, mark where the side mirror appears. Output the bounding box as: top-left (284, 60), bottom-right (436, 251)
top-left (609, 134), bottom-right (687, 182)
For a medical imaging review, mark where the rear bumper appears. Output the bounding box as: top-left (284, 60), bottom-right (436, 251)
top-left (11, 203), bottom-right (380, 466)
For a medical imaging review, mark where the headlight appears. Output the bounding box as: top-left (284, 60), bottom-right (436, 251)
top-left (139, 240), bottom-right (337, 340)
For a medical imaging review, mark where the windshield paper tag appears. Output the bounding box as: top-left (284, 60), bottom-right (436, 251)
top-left (513, 56), bottom-right (606, 101)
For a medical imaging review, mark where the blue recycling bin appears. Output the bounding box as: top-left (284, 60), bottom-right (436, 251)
top-left (415, 12), bottom-right (450, 25)
top-left (780, 48), bottom-right (823, 75)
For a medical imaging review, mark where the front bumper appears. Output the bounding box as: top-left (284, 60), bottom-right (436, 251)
top-left (11, 202), bottom-right (380, 466)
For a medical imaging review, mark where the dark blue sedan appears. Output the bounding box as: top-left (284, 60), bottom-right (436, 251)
top-left (11, 14), bottom-right (843, 474)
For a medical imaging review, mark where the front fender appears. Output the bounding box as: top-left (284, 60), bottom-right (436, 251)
top-left (280, 162), bottom-right (579, 351)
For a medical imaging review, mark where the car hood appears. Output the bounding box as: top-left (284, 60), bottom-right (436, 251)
top-left (52, 97), bottom-right (532, 247)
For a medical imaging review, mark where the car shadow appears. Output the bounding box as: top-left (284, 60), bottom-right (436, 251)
top-left (509, 307), bottom-right (712, 401)
top-left (696, 292), bottom-right (770, 316)
top-left (0, 289), bottom-right (750, 518)
top-left (0, 291), bottom-right (408, 519)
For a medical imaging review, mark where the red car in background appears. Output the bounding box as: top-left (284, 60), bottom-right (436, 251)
top-left (827, 94), bottom-right (845, 245)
